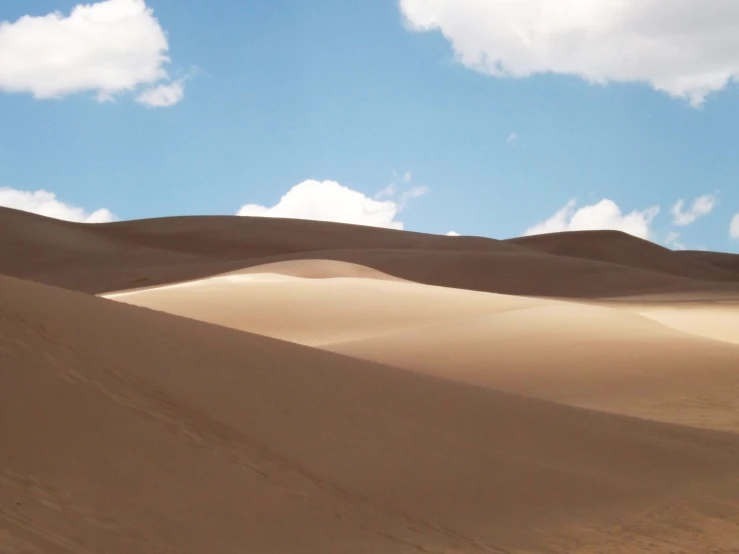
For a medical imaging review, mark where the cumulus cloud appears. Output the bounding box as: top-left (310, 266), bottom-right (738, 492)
top-left (237, 179), bottom-right (429, 229)
top-left (400, 0), bottom-right (739, 105)
top-left (446, 231), bottom-right (461, 236)
top-left (0, 0), bottom-right (183, 105)
top-left (671, 194), bottom-right (718, 226)
top-left (524, 198), bottom-right (659, 239)
top-left (0, 187), bottom-right (116, 223)
top-left (731, 214), bottom-right (739, 240)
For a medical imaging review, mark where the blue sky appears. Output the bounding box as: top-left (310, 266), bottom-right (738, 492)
top-left (1, 0), bottom-right (738, 251)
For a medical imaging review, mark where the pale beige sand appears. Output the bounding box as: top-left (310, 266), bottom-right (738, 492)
top-left (106, 260), bottom-right (739, 433)
top-left (636, 305), bottom-right (739, 345)
top-left (328, 301), bottom-right (739, 433)
top-left (105, 260), bottom-right (548, 346)
top-left (4, 274), bottom-right (739, 553)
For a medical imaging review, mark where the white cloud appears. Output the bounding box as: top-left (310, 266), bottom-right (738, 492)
top-left (237, 179), bottom-right (429, 230)
top-left (524, 198), bottom-right (659, 239)
top-left (506, 132), bottom-right (519, 144)
top-left (400, 0), bottom-right (739, 106)
top-left (664, 231), bottom-right (686, 250)
top-left (446, 231), bottom-right (461, 236)
top-left (671, 194), bottom-right (718, 226)
top-left (136, 80), bottom-right (184, 107)
top-left (0, 0), bottom-right (182, 105)
top-left (730, 214), bottom-right (739, 240)
top-left (0, 187), bottom-right (116, 223)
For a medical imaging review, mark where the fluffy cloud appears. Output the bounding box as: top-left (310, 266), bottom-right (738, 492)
top-left (731, 214), bottom-right (739, 240)
top-left (400, 0), bottom-right (739, 105)
top-left (0, 0), bottom-right (183, 105)
top-left (237, 179), bottom-right (428, 229)
top-left (446, 231), bottom-right (461, 236)
top-left (671, 194), bottom-right (718, 226)
top-left (524, 198), bottom-right (659, 239)
top-left (0, 187), bottom-right (116, 223)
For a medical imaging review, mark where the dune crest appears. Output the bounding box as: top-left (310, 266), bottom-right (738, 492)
top-left (3, 207), bottom-right (739, 298)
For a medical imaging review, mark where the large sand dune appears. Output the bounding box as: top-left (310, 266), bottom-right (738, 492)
top-left (4, 274), bottom-right (739, 553)
top-left (105, 259), bottom-right (739, 433)
top-left (4, 206), bottom-right (739, 297)
top-left (4, 208), bottom-right (739, 552)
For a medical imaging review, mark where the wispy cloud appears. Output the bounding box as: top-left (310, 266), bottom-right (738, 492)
top-left (671, 194), bottom-right (718, 226)
top-left (664, 231), bottom-right (686, 250)
top-left (137, 80), bottom-right (185, 108)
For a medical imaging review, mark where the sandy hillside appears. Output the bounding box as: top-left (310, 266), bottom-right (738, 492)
top-left (4, 208), bottom-right (739, 552)
top-left (4, 274), bottom-right (739, 553)
top-left (4, 206), bottom-right (739, 298)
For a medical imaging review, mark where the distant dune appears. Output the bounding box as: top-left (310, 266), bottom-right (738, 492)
top-left (3, 206), bottom-right (739, 297)
top-left (3, 207), bottom-right (739, 553)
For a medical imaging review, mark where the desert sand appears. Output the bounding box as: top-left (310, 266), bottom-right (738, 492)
top-left (3, 205), bottom-right (739, 553)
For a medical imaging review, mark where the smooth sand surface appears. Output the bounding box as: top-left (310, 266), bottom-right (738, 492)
top-left (106, 260), bottom-right (739, 433)
top-left (636, 305), bottom-right (739, 345)
top-left (4, 208), bottom-right (739, 552)
top-left (5, 274), bottom-right (739, 553)
top-left (105, 260), bottom-right (548, 346)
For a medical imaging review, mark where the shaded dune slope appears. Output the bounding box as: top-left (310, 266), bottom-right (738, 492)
top-left (508, 230), bottom-right (739, 282)
top-left (3, 207), bottom-right (739, 298)
top-left (3, 275), bottom-right (739, 553)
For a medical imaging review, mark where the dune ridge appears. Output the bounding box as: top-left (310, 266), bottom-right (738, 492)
top-left (3, 206), bottom-right (739, 298)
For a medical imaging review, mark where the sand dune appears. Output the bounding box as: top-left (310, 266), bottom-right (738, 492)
top-left (106, 259), bottom-right (739, 432)
top-left (105, 260), bottom-right (548, 346)
top-left (508, 230), bottom-right (739, 282)
top-left (4, 274), bottom-right (739, 553)
top-left (4, 207), bottom-right (739, 298)
top-left (5, 207), bottom-right (739, 552)
top-left (328, 300), bottom-right (739, 433)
